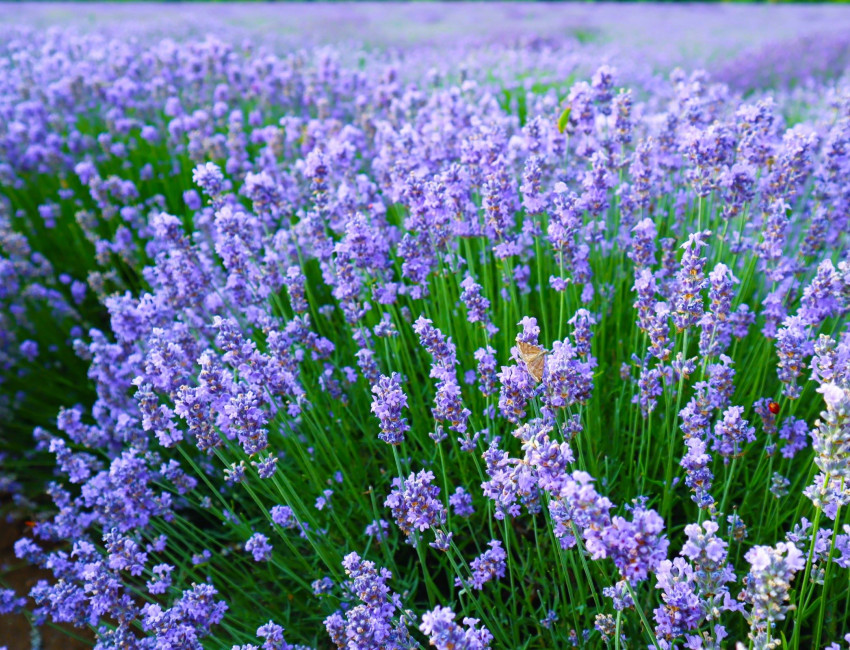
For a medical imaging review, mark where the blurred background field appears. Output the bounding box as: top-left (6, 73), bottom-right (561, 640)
top-left (5, 3), bottom-right (850, 98)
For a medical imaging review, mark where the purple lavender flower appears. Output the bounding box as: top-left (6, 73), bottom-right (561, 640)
top-left (193, 549), bottom-right (213, 565)
top-left (770, 472), bottom-right (791, 498)
top-left (419, 605), bottom-right (493, 650)
top-left (223, 391), bottom-right (269, 456)
top-left (433, 377), bottom-right (471, 435)
top-left (728, 513), bottom-right (748, 542)
top-left (516, 420), bottom-right (574, 495)
top-left (245, 533), bottom-right (273, 562)
top-left (0, 588), bottom-right (25, 615)
top-left (633, 365), bottom-right (663, 416)
top-left (457, 540), bottom-right (507, 590)
top-left (520, 156), bottom-right (547, 215)
top-left (629, 219), bottom-right (658, 268)
top-left (450, 487), bottom-right (475, 518)
top-left (699, 263), bottom-right (739, 357)
top-left (193, 162), bottom-right (225, 197)
top-left (474, 346), bottom-right (498, 397)
top-left (544, 338), bottom-right (595, 409)
top-left (775, 315), bottom-right (813, 399)
top-left (757, 199), bottom-right (791, 278)
top-left (414, 317), bottom-right (456, 375)
top-left (568, 308), bottom-right (596, 358)
top-left (482, 439), bottom-right (540, 521)
top-left (598, 500), bottom-right (669, 584)
top-left (253, 456), bottom-right (279, 480)
top-left (104, 529), bottom-right (147, 576)
top-left (718, 162), bottom-right (756, 220)
top-left (355, 348), bottom-right (381, 386)
top-left (147, 564), bottom-right (174, 596)
top-left (681, 124), bottom-right (734, 197)
top-left (706, 354), bottom-right (736, 410)
top-left (594, 613), bottom-right (618, 644)
top-left (540, 609), bottom-right (558, 630)
top-left (283, 266), bottom-right (309, 314)
top-left (549, 470), bottom-right (613, 551)
top-left (268, 506), bottom-right (294, 530)
top-left (680, 520), bottom-right (736, 601)
top-left (460, 276), bottom-right (497, 336)
top-left (672, 231), bottom-right (710, 331)
top-left (385, 470), bottom-right (446, 544)
top-left (711, 405), bottom-right (756, 462)
top-left (325, 552), bottom-right (413, 649)
top-left (804, 383), bottom-right (850, 519)
top-left (497, 364), bottom-right (535, 423)
top-left (633, 268), bottom-right (659, 331)
top-left (365, 519), bottom-right (390, 542)
top-left (646, 302), bottom-right (673, 361)
top-left (370, 373), bottom-right (410, 446)
top-left (140, 583), bottom-right (228, 647)
top-left (603, 580), bottom-right (634, 611)
top-left (778, 416), bottom-right (809, 459)
top-left (592, 64), bottom-right (616, 111)
top-left (658, 525), bottom-right (734, 645)
top-left (612, 89), bottom-right (634, 146)
top-left (430, 530), bottom-right (454, 552)
top-left (739, 542), bottom-right (805, 647)
top-left (799, 260), bottom-right (843, 327)
top-left (653, 558), bottom-right (702, 642)
top-left (810, 334), bottom-right (850, 386)
top-left (225, 461), bottom-right (248, 485)
top-left (315, 489), bottom-right (333, 511)
top-left (681, 437), bottom-right (715, 509)
top-left (312, 577), bottom-right (335, 597)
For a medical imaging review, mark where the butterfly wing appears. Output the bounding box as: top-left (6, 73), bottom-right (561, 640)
top-left (516, 340), bottom-right (546, 383)
top-left (526, 353), bottom-right (545, 383)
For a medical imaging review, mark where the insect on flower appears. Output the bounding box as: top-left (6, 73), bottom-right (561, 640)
top-left (768, 401), bottom-right (780, 415)
top-left (557, 105), bottom-right (572, 134)
top-left (516, 336), bottom-right (547, 383)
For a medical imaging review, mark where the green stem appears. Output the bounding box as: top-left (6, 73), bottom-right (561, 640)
top-left (624, 581), bottom-right (661, 650)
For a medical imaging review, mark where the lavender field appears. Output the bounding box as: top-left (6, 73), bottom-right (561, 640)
top-left (2, 4), bottom-right (850, 649)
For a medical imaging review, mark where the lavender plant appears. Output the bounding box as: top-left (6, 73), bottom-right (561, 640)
top-left (2, 8), bottom-right (850, 650)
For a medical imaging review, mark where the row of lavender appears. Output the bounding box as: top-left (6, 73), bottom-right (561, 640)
top-left (1, 19), bottom-right (849, 650)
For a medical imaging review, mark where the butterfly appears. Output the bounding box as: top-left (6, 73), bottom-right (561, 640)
top-left (516, 337), bottom-right (547, 383)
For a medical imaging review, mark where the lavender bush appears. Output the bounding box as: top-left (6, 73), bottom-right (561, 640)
top-left (2, 6), bottom-right (850, 649)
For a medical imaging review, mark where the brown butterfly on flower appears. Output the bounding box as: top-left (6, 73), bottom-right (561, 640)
top-left (515, 336), bottom-right (547, 383)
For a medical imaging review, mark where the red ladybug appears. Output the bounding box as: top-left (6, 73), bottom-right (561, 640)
top-left (768, 401), bottom-right (780, 415)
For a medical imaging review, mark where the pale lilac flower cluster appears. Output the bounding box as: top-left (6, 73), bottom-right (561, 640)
top-left (419, 605), bottom-right (493, 650)
top-left (804, 383), bottom-right (850, 519)
top-left (739, 543), bottom-right (805, 648)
